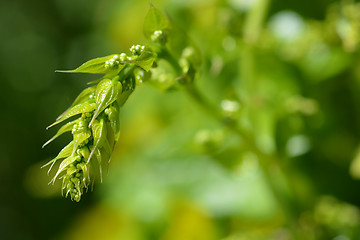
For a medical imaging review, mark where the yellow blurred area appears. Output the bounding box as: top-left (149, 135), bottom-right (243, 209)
top-left (161, 201), bottom-right (217, 240)
top-left (63, 200), bottom-right (217, 240)
top-left (62, 205), bottom-right (142, 240)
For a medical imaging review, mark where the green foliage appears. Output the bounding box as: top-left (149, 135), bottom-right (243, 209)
top-left (143, 6), bottom-right (169, 40)
top-left (47, 102), bottom-right (96, 129)
top-left (56, 54), bottom-right (125, 77)
top-left (34, 1), bottom-right (360, 239)
top-left (90, 78), bottom-right (122, 127)
top-left (42, 119), bottom-right (79, 148)
top-left (43, 4), bottom-right (192, 201)
top-left (128, 50), bottom-right (157, 71)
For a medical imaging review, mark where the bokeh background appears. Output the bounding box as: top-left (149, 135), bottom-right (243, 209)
top-left (1, 0), bottom-right (360, 239)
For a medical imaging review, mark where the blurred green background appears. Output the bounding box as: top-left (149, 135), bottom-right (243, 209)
top-left (1, 0), bottom-right (360, 239)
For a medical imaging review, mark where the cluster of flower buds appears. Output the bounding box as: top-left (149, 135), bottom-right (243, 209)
top-left (60, 143), bottom-right (90, 202)
top-left (43, 76), bottom-right (125, 201)
top-left (150, 30), bottom-right (167, 45)
top-left (150, 30), bottom-right (164, 42)
top-left (105, 53), bottom-right (130, 69)
top-left (130, 45), bottom-right (145, 55)
top-left (134, 68), bottom-right (150, 85)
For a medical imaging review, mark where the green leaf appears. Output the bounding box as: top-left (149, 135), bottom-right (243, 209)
top-left (42, 141), bottom-right (75, 174)
top-left (73, 129), bottom-right (91, 145)
top-left (94, 147), bottom-right (104, 182)
top-left (116, 89), bottom-right (132, 107)
top-left (143, 6), bottom-right (169, 39)
top-left (130, 50), bottom-right (157, 71)
top-left (89, 78), bottom-right (122, 127)
top-left (102, 138), bottom-right (112, 159)
top-left (66, 166), bottom-right (77, 176)
top-left (52, 155), bottom-right (81, 182)
top-left (148, 59), bottom-right (177, 91)
top-left (87, 79), bottom-right (102, 85)
top-left (93, 145), bottom-right (111, 182)
top-left (56, 86), bottom-right (95, 121)
top-left (88, 117), bottom-right (107, 163)
top-left (47, 102), bottom-right (96, 129)
top-left (78, 146), bottom-right (90, 160)
top-left (166, 26), bottom-right (201, 67)
top-left (70, 86), bottom-right (96, 108)
top-left (77, 162), bottom-right (90, 183)
top-left (56, 55), bottom-right (124, 76)
top-left (73, 129), bottom-right (91, 148)
top-left (167, 27), bottom-right (187, 58)
top-left (43, 119), bottom-right (80, 148)
top-left (106, 103), bottom-right (121, 142)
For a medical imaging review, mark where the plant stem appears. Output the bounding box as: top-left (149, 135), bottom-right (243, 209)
top-left (243, 0), bottom-right (271, 45)
top-left (157, 0), bottom-right (300, 236)
top-left (185, 83), bottom-right (291, 202)
top-left (241, 0), bottom-right (301, 237)
top-left (185, 81), bottom-right (300, 234)
top-left (158, 47), bottom-right (183, 75)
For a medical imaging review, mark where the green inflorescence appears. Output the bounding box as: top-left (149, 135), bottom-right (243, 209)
top-left (43, 51), bottom-right (155, 201)
top-left (43, 4), bottom-right (200, 201)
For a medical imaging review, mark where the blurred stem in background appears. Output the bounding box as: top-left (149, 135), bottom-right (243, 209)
top-left (240, 0), bottom-right (300, 226)
top-left (164, 0), bottom-right (303, 237)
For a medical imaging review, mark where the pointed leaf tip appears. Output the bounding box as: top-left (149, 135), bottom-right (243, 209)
top-left (87, 118), bottom-right (107, 164)
top-left (48, 102), bottom-right (96, 129)
top-left (55, 54), bottom-right (124, 75)
top-left (43, 119), bottom-right (79, 148)
top-left (143, 6), bottom-right (169, 40)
